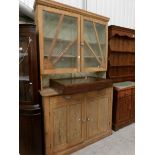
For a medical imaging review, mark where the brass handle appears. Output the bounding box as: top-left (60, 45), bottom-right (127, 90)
top-left (29, 82), bottom-right (32, 85)
top-left (87, 118), bottom-right (90, 121)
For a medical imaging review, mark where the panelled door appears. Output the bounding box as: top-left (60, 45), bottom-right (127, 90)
top-left (81, 17), bottom-right (108, 72)
top-left (86, 91), bottom-right (111, 139)
top-left (38, 6), bottom-right (80, 74)
top-left (50, 94), bottom-right (85, 153)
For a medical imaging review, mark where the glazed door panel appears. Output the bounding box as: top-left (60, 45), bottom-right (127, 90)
top-left (81, 17), bottom-right (107, 72)
top-left (39, 6), bottom-right (80, 74)
top-left (19, 36), bottom-right (33, 104)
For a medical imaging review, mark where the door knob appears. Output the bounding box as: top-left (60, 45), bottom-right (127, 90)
top-left (87, 118), bottom-right (90, 121)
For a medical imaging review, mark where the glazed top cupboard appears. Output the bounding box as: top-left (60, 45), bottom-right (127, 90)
top-left (35, 0), bottom-right (109, 75)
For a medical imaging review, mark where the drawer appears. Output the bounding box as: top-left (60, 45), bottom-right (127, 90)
top-left (117, 89), bottom-right (132, 98)
top-left (86, 87), bottom-right (112, 98)
top-left (51, 93), bottom-right (84, 104)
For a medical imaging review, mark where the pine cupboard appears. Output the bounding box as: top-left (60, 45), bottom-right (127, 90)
top-left (35, 0), bottom-right (112, 154)
top-left (41, 87), bottom-right (113, 155)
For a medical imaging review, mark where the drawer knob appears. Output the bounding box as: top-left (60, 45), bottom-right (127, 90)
top-left (87, 118), bottom-right (90, 121)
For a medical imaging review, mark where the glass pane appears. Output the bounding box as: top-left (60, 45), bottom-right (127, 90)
top-left (43, 11), bottom-right (78, 69)
top-left (19, 36), bottom-right (32, 102)
top-left (83, 20), bottom-right (106, 68)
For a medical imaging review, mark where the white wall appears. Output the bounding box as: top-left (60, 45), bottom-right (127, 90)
top-left (20, 0), bottom-right (135, 29)
top-left (55, 0), bottom-right (135, 29)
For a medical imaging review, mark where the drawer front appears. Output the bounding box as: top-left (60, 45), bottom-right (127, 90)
top-left (51, 93), bottom-right (84, 105)
top-left (117, 89), bottom-right (132, 98)
top-left (86, 87), bottom-right (113, 98)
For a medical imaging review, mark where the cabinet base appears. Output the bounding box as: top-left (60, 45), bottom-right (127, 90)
top-left (52, 130), bottom-right (112, 155)
top-left (112, 120), bottom-right (135, 131)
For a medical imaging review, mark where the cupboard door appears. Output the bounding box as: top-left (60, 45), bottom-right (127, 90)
top-left (81, 17), bottom-right (108, 72)
top-left (86, 97), bottom-right (99, 139)
top-left (19, 36), bottom-right (33, 104)
top-left (68, 100), bottom-right (85, 146)
top-left (50, 94), bottom-right (84, 152)
top-left (86, 93), bottom-right (111, 139)
top-left (117, 93), bottom-right (131, 124)
top-left (98, 97), bottom-right (111, 133)
top-left (38, 6), bottom-right (80, 74)
top-left (52, 105), bottom-right (68, 152)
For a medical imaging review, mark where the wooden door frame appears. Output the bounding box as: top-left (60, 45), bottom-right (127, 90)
top-left (37, 5), bottom-right (81, 76)
top-left (80, 16), bottom-right (108, 72)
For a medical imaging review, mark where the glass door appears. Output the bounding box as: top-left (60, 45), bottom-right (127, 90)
top-left (19, 36), bottom-right (33, 104)
top-left (81, 17), bottom-right (107, 72)
top-left (39, 6), bottom-right (80, 74)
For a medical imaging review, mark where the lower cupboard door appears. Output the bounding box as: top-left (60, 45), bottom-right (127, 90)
top-left (86, 97), bottom-right (99, 139)
top-left (53, 106), bottom-right (68, 152)
top-left (86, 96), bottom-right (110, 139)
top-left (52, 101), bottom-right (84, 152)
top-left (68, 101), bottom-right (85, 146)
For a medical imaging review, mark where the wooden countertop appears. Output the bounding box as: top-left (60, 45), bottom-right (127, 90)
top-left (113, 81), bottom-right (135, 91)
top-left (40, 88), bottom-right (61, 97)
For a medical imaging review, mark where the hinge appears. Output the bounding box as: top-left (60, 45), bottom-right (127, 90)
top-left (49, 111), bottom-right (50, 116)
top-left (50, 144), bottom-right (51, 148)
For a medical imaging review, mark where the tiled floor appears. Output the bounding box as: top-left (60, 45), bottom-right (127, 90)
top-left (72, 123), bottom-right (135, 155)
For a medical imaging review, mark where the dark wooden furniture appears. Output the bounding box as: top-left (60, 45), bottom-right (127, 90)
top-left (112, 81), bottom-right (135, 131)
top-left (19, 24), bottom-right (43, 155)
top-left (50, 77), bottom-right (113, 95)
top-left (107, 25), bottom-right (135, 83)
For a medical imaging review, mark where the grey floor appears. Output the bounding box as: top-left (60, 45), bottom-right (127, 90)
top-left (72, 123), bottom-right (135, 155)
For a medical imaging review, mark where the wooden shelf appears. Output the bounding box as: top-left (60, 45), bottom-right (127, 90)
top-left (44, 37), bottom-right (106, 46)
top-left (109, 74), bottom-right (134, 78)
top-left (109, 49), bottom-right (135, 53)
top-left (108, 63), bottom-right (135, 67)
top-left (44, 55), bottom-right (77, 58)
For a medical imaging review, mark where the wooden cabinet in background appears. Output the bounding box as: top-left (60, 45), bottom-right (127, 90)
top-left (107, 25), bottom-right (135, 83)
top-left (19, 24), bottom-right (43, 155)
top-left (42, 87), bottom-right (113, 155)
top-left (112, 81), bottom-right (135, 131)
